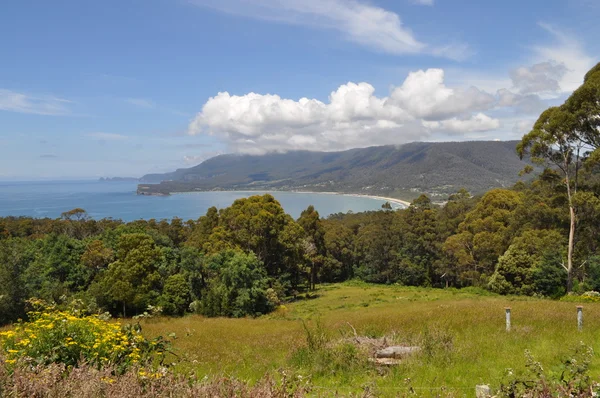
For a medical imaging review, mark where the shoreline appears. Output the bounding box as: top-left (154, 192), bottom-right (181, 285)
top-left (287, 191), bottom-right (411, 207)
top-left (168, 189), bottom-right (412, 208)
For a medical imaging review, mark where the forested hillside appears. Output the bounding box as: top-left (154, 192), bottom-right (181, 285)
top-left (1, 63), bottom-right (599, 326)
top-left (139, 140), bottom-right (531, 198)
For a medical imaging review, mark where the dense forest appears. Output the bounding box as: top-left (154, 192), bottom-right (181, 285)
top-left (1, 63), bottom-right (599, 325)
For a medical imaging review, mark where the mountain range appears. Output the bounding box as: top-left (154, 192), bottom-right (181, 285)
top-left (138, 140), bottom-right (531, 199)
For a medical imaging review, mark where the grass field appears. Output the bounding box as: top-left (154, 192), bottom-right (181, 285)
top-left (141, 282), bottom-right (600, 396)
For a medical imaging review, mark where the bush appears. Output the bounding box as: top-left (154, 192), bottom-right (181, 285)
top-left (560, 291), bottom-right (600, 303)
top-left (0, 300), bottom-right (168, 372)
top-left (498, 343), bottom-right (597, 397)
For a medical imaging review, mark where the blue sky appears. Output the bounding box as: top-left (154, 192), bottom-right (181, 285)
top-left (0, 0), bottom-right (598, 179)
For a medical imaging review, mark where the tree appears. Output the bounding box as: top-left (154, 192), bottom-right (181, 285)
top-left (101, 233), bottom-right (164, 316)
top-left (322, 221), bottom-right (355, 282)
top-left (179, 246), bottom-right (207, 300)
top-left (565, 62), bottom-right (600, 152)
top-left (199, 250), bottom-right (272, 317)
top-left (159, 274), bottom-right (191, 316)
top-left (60, 208), bottom-right (90, 222)
top-left (0, 239), bottom-right (33, 323)
top-left (488, 229), bottom-right (564, 295)
top-left (23, 234), bottom-right (88, 301)
top-left (517, 107), bottom-right (584, 292)
top-left (443, 189), bottom-right (522, 286)
top-left (297, 206), bottom-right (326, 290)
top-left (354, 212), bottom-right (399, 284)
top-left (207, 195), bottom-right (307, 292)
top-left (80, 240), bottom-right (114, 272)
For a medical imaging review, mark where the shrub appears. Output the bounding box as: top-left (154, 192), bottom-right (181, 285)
top-left (0, 300), bottom-right (168, 372)
top-left (560, 291), bottom-right (600, 303)
top-left (498, 343), bottom-right (598, 397)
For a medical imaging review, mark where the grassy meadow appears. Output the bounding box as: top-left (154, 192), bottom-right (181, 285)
top-left (139, 282), bottom-right (600, 396)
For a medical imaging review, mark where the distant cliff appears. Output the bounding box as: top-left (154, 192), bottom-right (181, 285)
top-left (138, 141), bottom-right (532, 199)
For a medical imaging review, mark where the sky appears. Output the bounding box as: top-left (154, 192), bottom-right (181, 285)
top-left (0, 0), bottom-right (598, 179)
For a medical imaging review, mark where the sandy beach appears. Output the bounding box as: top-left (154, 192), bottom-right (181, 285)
top-left (288, 191), bottom-right (411, 207)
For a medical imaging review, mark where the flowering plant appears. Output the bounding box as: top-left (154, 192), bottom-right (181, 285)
top-left (0, 300), bottom-right (168, 372)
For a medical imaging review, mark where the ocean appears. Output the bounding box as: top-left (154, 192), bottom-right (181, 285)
top-left (0, 180), bottom-right (404, 221)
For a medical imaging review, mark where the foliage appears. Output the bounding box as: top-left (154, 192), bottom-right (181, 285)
top-left (560, 291), bottom-right (600, 303)
top-left (0, 301), bottom-right (168, 372)
top-left (4, 62), bottom-right (600, 326)
top-left (488, 229), bottom-right (564, 295)
top-left (498, 343), bottom-right (597, 397)
top-left (198, 251), bottom-right (273, 318)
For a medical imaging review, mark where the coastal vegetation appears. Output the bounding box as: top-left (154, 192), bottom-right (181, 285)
top-left (0, 62), bottom-right (599, 396)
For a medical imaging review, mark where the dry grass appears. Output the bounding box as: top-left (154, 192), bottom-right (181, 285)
top-left (0, 361), bottom-right (311, 397)
top-left (140, 283), bottom-right (600, 396)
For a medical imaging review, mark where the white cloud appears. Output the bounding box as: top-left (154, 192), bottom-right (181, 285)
top-left (423, 113), bottom-right (500, 134)
top-left (189, 0), bottom-right (467, 59)
top-left (188, 46), bottom-right (598, 154)
top-left (189, 85), bottom-right (427, 153)
top-left (189, 68), bottom-right (510, 153)
top-left (533, 24), bottom-right (595, 92)
top-left (389, 69), bottom-right (495, 120)
top-left (0, 89), bottom-right (72, 116)
top-left (85, 132), bottom-right (128, 141)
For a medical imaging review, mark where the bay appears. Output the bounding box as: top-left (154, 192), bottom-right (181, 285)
top-left (0, 180), bottom-right (404, 221)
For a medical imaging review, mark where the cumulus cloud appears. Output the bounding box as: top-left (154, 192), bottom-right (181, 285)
top-left (188, 87), bottom-right (424, 153)
top-left (189, 52), bottom-right (599, 154)
top-left (0, 89), bottom-right (72, 116)
top-left (189, 68), bottom-right (508, 153)
top-left (423, 113), bottom-right (500, 134)
top-left (189, 0), bottom-right (467, 59)
top-left (389, 69), bottom-right (495, 120)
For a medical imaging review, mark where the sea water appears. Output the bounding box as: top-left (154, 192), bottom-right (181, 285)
top-left (0, 180), bottom-right (404, 221)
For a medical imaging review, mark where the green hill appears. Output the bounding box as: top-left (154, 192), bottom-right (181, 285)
top-left (138, 140), bottom-right (530, 199)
